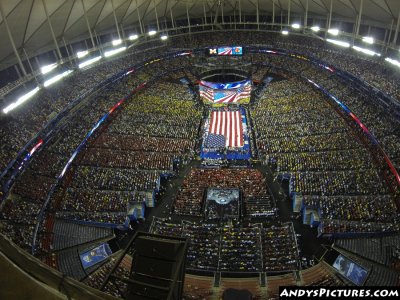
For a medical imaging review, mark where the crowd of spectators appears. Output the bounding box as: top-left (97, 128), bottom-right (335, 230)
top-left (0, 53), bottom-right (199, 251)
top-left (248, 50), bottom-right (400, 176)
top-left (262, 224), bottom-right (299, 272)
top-left (0, 28), bottom-right (399, 285)
top-left (173, 168), bottom-right (273, 217)
top-left (52, 79), bottom-right (200, 225)
top-left (251, 78), bottom-right (398, 234)
top-left (2, 29), bottom-right (400, 177)
top-left (152, 218), bottom-right (299, 273)
top-left (84, 255), bottom-right (131, 298)
top-left (0, 46), bottom-right (167, 174)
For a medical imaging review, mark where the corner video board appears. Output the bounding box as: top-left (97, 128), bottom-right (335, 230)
top-left (208, 46), bottom-right (243, 56)
top-left (80, 243), bottom-right (112, 269)
top-left (332, 254), bottom-right (369, 286)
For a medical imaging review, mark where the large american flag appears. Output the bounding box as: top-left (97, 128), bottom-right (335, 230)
top-left (208, 110), bottom-right (244, 147)
top-left (200, 84), bottom-right (251, 104)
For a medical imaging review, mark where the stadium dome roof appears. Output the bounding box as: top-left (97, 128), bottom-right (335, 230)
top-left (0, 0), bottom-right (399, 71)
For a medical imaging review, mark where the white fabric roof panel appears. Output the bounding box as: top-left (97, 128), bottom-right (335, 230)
top-left (0, 0), bottom-right (398, 71)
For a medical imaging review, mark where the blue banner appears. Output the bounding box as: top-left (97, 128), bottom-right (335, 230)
top-left (80, 243), bottom-right (112, 269)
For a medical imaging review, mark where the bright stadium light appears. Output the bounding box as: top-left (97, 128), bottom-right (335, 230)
top-left (43, 70), bottom-right (73, 87)
top-left (161, 35), bottom-right (168, 40)
top-left (104, 46), bottom-right (127, 57)
top-left (41, 63), bottom-right (57, 74)
top-left (311, 26), bottom-right (320, 32)
top-left (129, 34), bottom-right (139, 40)
top-left (282, 30), bottom-right (289, 35)
top-left (3, 86), bottom-right (40, 114)
top-left (328, 28), bottom-right (339, 36)
top-left (76, 50), bottom-right (88, 58)
top-left (326, 38), bottom-right (350, 48)
top-left (352, 46), bottom-right (380, 56)
top-left (78, 55), bottom-right (102, 68)
top-left (385, 57), bottom-right (400, 68)
top-left (148, 30), bottom-right (157, 36)
top-left (362, 36), bottom-right (374, 44)
top-left (112, 39), bottom-right (122, 46)
top-left (291, 23), bottom-right (301, 29)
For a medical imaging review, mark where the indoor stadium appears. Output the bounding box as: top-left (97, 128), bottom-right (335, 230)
top-left (0, 0), bottom-right (399, 299)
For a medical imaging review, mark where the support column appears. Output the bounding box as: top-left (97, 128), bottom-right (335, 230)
top-left (14, 65), bottom-right (22, 79)
top-left (203, 2), bottom-right (207, 25)
top-left (94, 30), bottom-right (104, 54)
top-left (23, 48), bottom-right (37, 81)
top-left (221, 1), bottom-right (224, 24)
top-left (326, 0), bottom-right (333, 37)
top-left (304, 0), bottom-right (308, 28)
top-left (239, 0), bottom-right (242, 23)
top-left (256, 0), bottom-right (259, 30)
top-left (385, 19), bottom-right (394, 54)
top-left (136, 0), bottom-right (144, 34)
top-left (170, 7), bottom-right (175, 29)
top-left (234, 4), bottom-right (236, 29)
top-left (355, 0), bottom-right (364, 38)
top-left (62, 37), bottom-right (74, 66)
top-left (69, 44), bottom-right (75, 58)
top-left (154, 0), bottom-right (160, 31)
top-left (186, 3), bottom-right (191, 33)
top-left (287, 0), bottom-right (291, 25)
top-left (111, 0), bottom-right (121, 39)
top-left (35, 56), bottom-right (40, 68)
top-left (42, 0), bottom-right (62, 60)
top-left (0, 2), bottom-right (27, 76)
top-left (381, 28), bottom-right (388, 52)
top-left (272, 0), bottom-right (275, 24)
top-left (62, 38), bottom-right (71, 58)
top-left (81, 0), bottom-right (95, 48)
top-left (392, 8), bottom-right (400, 45)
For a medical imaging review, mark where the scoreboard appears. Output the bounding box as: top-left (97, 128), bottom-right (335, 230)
top-left (208, 46), bottom-right (243, 56)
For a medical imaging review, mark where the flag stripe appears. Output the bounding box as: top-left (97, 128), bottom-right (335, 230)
top-left (226, 111), bottom-right (231, 147)
top-left (209, 110), bottom-right (244, 148)
top-left (238, 111), bottom-right (243, 147)
top-left (231, 111), bottom-right (236, 147)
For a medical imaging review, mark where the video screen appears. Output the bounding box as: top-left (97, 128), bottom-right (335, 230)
top-left (332, 254), bottom-right (368, 286)
top-left (208, 46), bottom-right (243, 56)
top-left (199, 80), bottom-right (251, 104)
top-left (80, 243), bottom-right (112, 269)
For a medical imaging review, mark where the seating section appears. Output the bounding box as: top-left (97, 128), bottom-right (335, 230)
top-left (266, 273), bottom-right (297, 300)
top-left (262, 224), bottom-right (299, 272)
top-left (52, 220), bottom-right (113, 250)
top-left (1, 30), bottom-right (400, 296)
top-left (251, 78), bottom-right (398, 234)
top-left (51, 80), bottom-right (200, 225)
top-left (220, 224), bottom-right (262, 272)
top-left (301, 262), bottom-right (344, 286)
top-left (335, 234), bottom-right (400, 266)
top-left (57, 248), bottom-right (87, 280)
top-left (84, 254), bottom-right (131, 298)
top-left (173, 168), bottom-right (274, 217)
top-left (335, 250), bottom-right (400, 286)
top-left (219, 278), bottom-right (262, 300)
top-left (152, 218), bottom-right (299, 273)
top-left (183, 274), bottom-right (214, 300)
